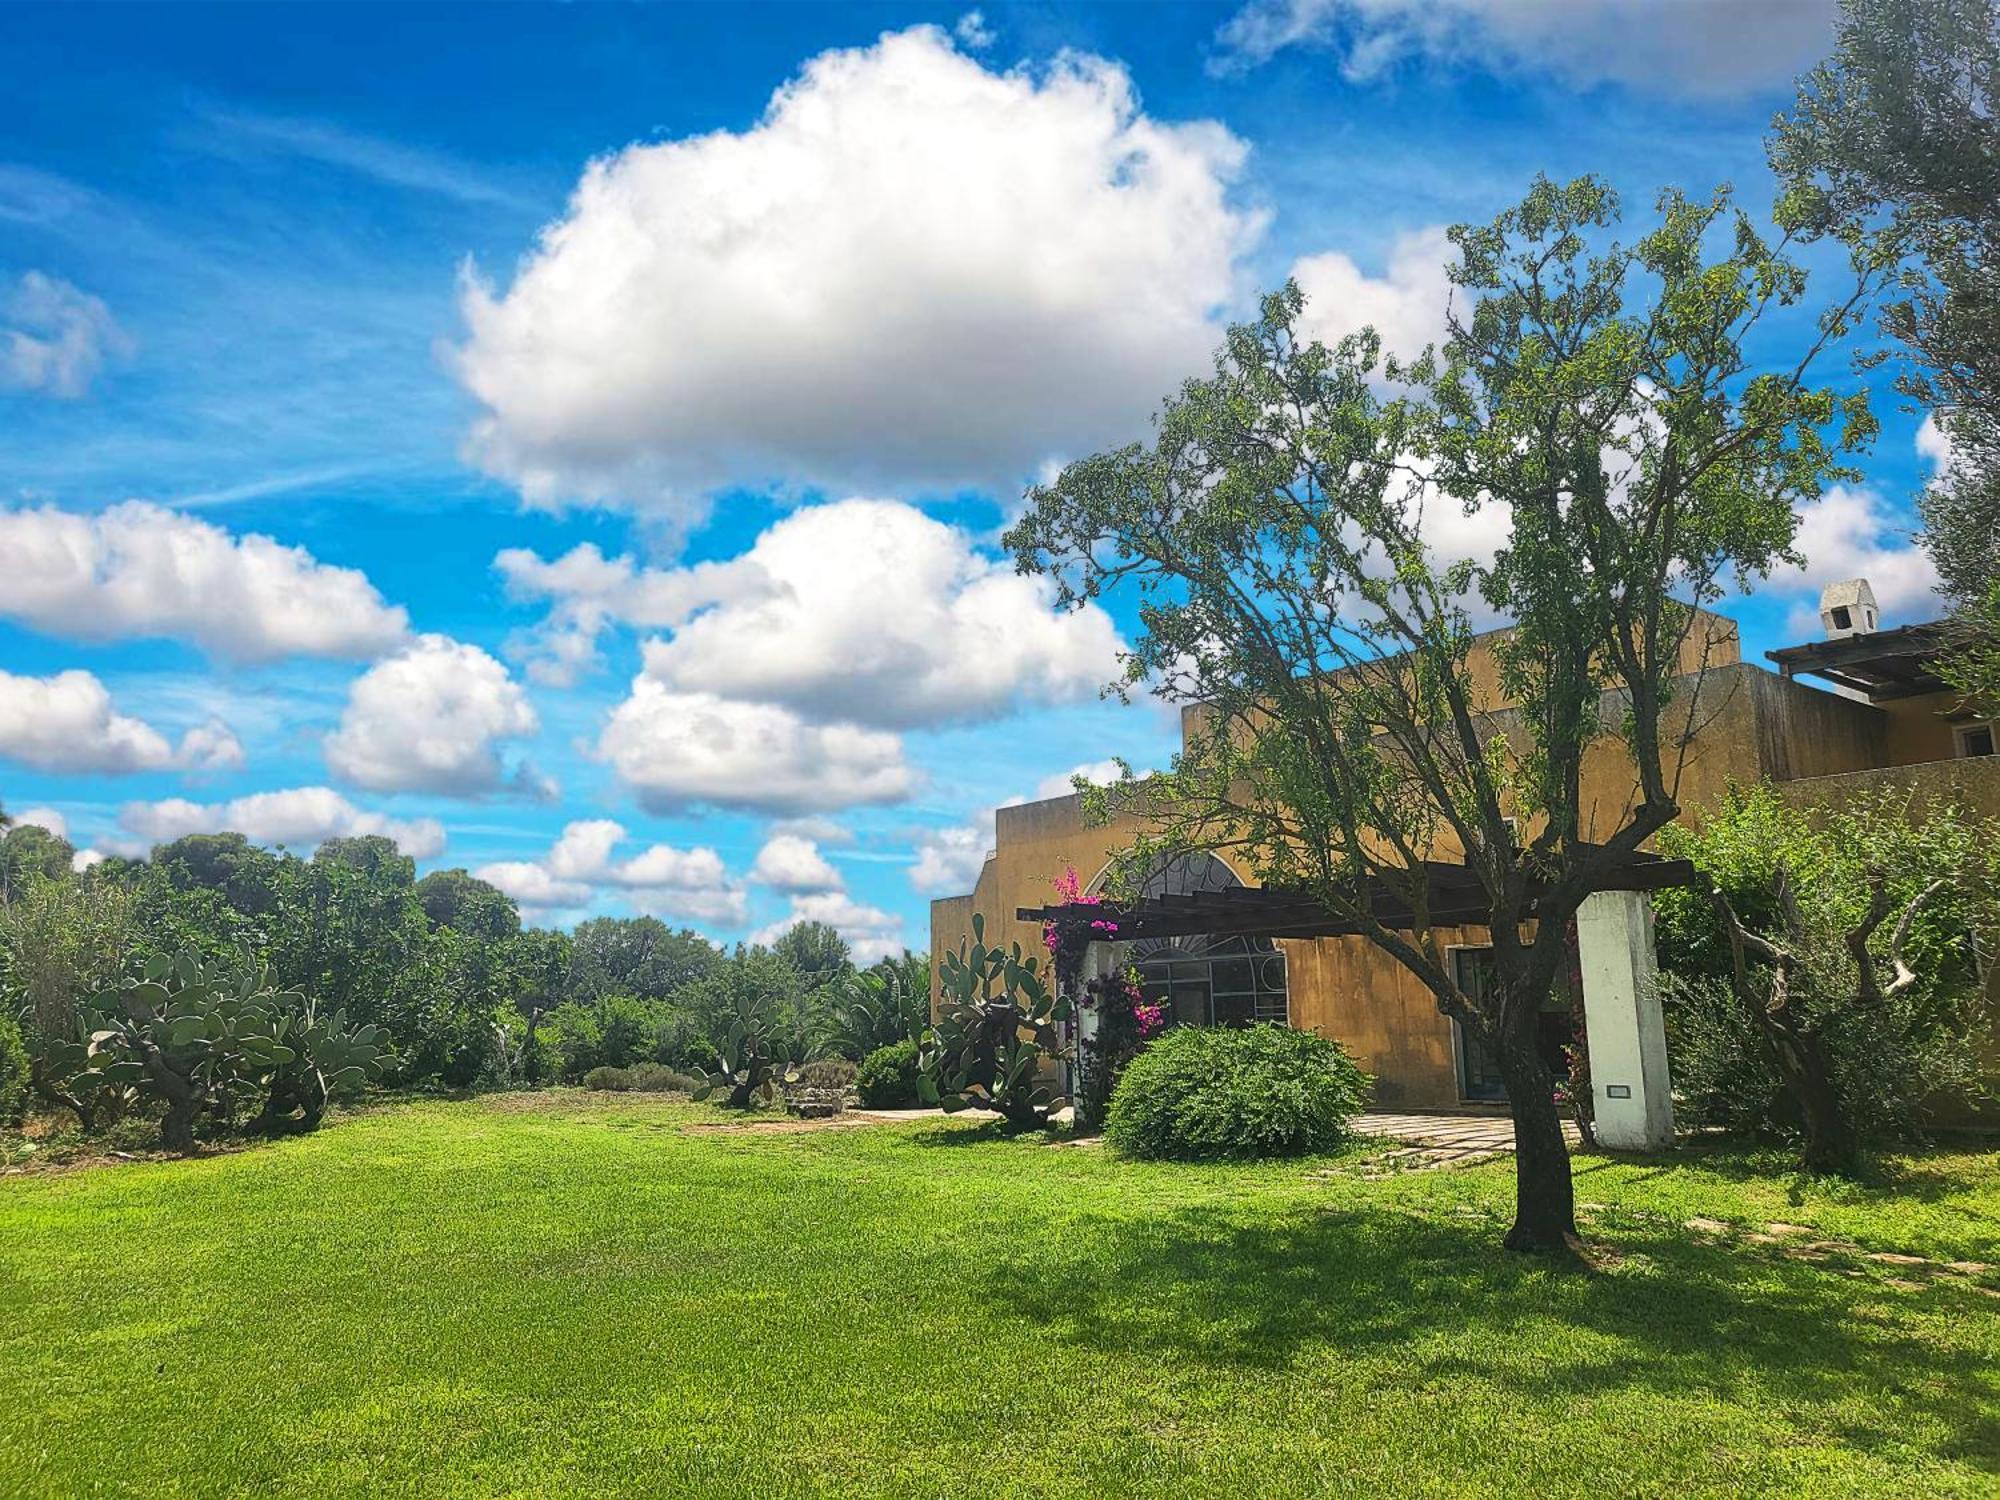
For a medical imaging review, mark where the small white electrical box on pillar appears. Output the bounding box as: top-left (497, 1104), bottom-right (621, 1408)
top-left (1576, 889), bottom-right (1675, 1151)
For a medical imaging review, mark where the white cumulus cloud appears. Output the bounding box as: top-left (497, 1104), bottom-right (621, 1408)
top-left (478, 818), bottom-right (744, 923)
top-left (1775, 485), bottom-right (1941, 632)
top-left (116, 786), bottom-right (445, 859)
top-left (1291, 224), bottom-right (1456, 365)
top-left (1213, 0), bottom-right (1839, 98)
top-left (0, 668), bottom-right (244, 775)
top-left (494, 541), bottom-right (770, 687)
top-left (0, 502), bottom-right (409, 662)
top-left (515, 498), bottom-right (1123, 725)
top-left (1, 271), bottom-right (130, 398)
top-left (750, 832), bottom-right (845, 894)
top-left (326, 634), bottom-right (546, 798)
top-left (599, 681), bottom-right (917, 816)
top-left (455, 24), bottom-right (1260, 521)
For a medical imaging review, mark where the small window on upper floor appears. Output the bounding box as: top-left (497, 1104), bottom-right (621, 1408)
top-left (1830, 605), bottom-right (1852, 631)
top-left (1957, 722), bottom-right (1997, 759)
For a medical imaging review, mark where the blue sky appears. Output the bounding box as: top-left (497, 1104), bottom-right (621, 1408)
top-left (0, 0), bottom-right (1942, 959)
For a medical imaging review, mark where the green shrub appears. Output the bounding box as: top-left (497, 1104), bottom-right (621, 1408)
top-left (1106, 1024), bottom-right (1371, 1161)
top-left (0, 1012), bottom-right (28, 1127)
top-left (584, 1066), bottom-right (634, 1091)
top-left (796, 1056), bottom-right (858, 1089)
top-left (70, 951), bottom-right (392, 1152)
top-left (628, 1061), bottom-right (701, 1092)
top-left (857, 1039), bottom-right (921, 1108)
top-left (1655, 783), bottom-right (2000, 1167)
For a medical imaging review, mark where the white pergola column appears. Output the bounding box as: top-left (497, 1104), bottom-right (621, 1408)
top-left (1576, 889), bottom-right (1675, 1152)
top-left (1069, 941), bottom-right (1118, 1123)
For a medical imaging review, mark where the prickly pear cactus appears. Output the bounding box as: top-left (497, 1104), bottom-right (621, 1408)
top-left (691, 988), bottom-right (797, 1108)
top-left (258, 997), bottom-right (392, 1134)
top-left (918, 915), bottom-right (1071, 1128)
top-left (71, 951), bottom-right (394, 1150)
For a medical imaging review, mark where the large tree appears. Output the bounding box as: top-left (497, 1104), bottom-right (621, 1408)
top-left (1007, 176), bottom-right (1877, 1252)
top-left (1771, 0), bottom-right (2000, 706)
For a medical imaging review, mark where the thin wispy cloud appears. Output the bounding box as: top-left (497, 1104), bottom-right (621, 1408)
top-left (195, 106), bottom-right (541, 212)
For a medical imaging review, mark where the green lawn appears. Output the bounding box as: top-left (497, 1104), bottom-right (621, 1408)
top-left (2, 1095), bottom-right (1996, 1497)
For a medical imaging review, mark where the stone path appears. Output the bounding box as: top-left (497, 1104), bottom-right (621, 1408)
top-left (1353, 1111), bottom-right (1578, 1152)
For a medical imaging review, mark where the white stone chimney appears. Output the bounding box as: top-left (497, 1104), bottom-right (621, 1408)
top-left (1819, 578), bottom-right (1879, 639)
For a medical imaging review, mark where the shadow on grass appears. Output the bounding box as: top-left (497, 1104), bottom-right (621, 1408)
top-left (975, 1201), bottom-right (2000, 1471)
top-left (905, 1118), bottom-right (1045, 1149)
top-left (1582, 1135), bottom-right (1997, 1208)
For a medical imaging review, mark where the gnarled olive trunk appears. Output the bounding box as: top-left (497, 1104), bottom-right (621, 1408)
top-left (1495, 1034), bottom-right (1578, 1253)
top-left (1765, 1026), bottom-right (1857, 1177)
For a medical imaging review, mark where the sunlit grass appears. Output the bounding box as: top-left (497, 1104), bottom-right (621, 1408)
top-left (2, 1093), bottom-right (1994, 1497)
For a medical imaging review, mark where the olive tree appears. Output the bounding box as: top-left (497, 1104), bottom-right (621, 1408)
top-left (1006, 176), bottom-right (1877, 1253)
top-left (1772, 0), bottom-right (2000, 708)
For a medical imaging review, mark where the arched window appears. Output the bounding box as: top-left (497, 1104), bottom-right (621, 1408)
top-left (1112, 852), bottom-right (1289, 1028)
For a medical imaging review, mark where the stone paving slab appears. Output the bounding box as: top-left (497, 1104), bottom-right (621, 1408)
top-left (1354, 1111), bottom-right (1579, 1151)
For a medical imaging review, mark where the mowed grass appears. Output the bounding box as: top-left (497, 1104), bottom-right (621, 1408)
top-left (1, 1096), bottom-right (1996, 1498)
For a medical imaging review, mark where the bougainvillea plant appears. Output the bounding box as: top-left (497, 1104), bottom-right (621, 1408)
top-left (1042, 865), bottom-right (1122, 991)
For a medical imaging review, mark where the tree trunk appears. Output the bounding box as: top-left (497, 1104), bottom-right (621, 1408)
top-left (134, 1043), bottom-right (200, 1154)
top-left (1771, 1030), bottom-right (1858, 1176)
top-left (1496, 1037), bottom-right (1578, 1253)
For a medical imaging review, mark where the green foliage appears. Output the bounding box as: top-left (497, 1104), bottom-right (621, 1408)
top-left (3, 869), bottom-right (135, 1051)
top-left (414, 869), bottom-right (521, 942)
top-left (594, 994), bottom-right (657, 1070)
top-left (0, 823), bottom-right (75, 904)
top-left (770, 920), bottom-right (853, 988)
top-left (1105, 1024), bottom-right (1372, 1161)
top-left (542, 1002), bottom-right (604, 1084)
top-left (1656, 784), bottom-right (1999, 1160)
top-left (254, 993), bottom-right (393, 1135)
top-left (70, 951), bottom-right (393, 1152)
top-left (569, 916), bottom-right (719, 1003)
top-left (822, 958), bottom-right (930, 1059)
top-left (584, 1063), bottom-right (702, 1094)
top-left (665, 1032), bottom-right (719, 1075)
top-left (918, 915), bottom-right (1069, 1128)
top-left (0, 1011), bottom-right (27, 1126)
top-left (856, 1039), bottom-right (921, 1108)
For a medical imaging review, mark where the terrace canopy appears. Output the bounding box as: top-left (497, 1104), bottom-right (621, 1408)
top-left (1015, 849), bottom-right (1701, 942)
top-left (1765, 622), bottom-right (1951, 701)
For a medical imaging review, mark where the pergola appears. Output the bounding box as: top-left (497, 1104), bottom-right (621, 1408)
top-left (1766, 622), bottom-right (1951, 701)
top-left (1016, 849), bottom-right (1701, 942)
top-left (1019, 850), bottom-right (1700, 1151)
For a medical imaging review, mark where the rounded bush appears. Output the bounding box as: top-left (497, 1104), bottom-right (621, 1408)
top-left (583, 1065), bottom-right (634, 1092)
top-left (1105, 1024), bottom-right (1371, 1160)
top-left (628, 1061), bottom-right (701, 1093)
top-left (856, 1039), bottom-right (922, 1108)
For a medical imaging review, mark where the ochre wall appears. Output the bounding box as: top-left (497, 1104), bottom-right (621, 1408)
top-left (1280, 927), bottom-right (1489, 1109)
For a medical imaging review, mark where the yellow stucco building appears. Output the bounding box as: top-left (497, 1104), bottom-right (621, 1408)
top-left (931, 584), bottom-right (2000, 1113)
